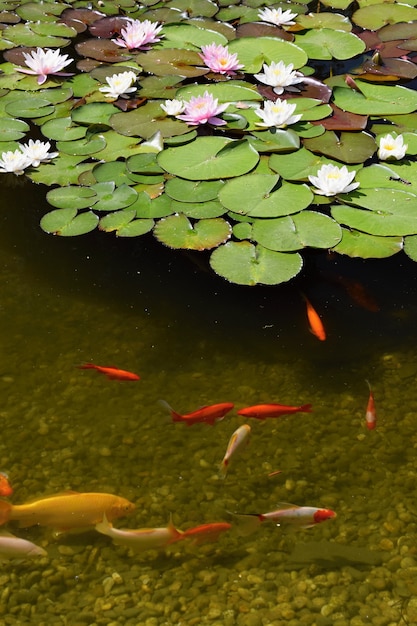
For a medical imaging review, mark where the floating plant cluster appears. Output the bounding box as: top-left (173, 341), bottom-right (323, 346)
top-left (0, 0), bottom-right (417, 285)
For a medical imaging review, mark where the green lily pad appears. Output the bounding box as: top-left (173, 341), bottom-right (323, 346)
top-left (3, 23), bottom-right (72, 48)
top-left (0, 117), bottom-right (29, 140)
top-left (227, 37), bottom-right (307, 73)
top-left (71, 102), bottom-right (120, 126)
top-left (154, 213), bottom-right (232, 249)
top-left (91, 182), bottom-right (138, 211)
top-left (136, 48), bottom-right (208, 78)
top-left (46, 186), bottom-right (97, 210)
top-left (98, 208), bottom-right (136, 232)
top-left (56, 134), bottom-right (106, 156)
top-left (249, 129), bottom-right (300, 153)
top-left (269, 147), bottom-right (333, 180)
top-left (111, 101), bottom-right (190, 140)
top-left (252, 211), bottom-right (342, 251)
top-left (40, 208), bottom-right (99, 236)
top-left (209, 241), bottom-right (303, 285)
top-left (157, 137), bottom-right (259, 180)
top-left (166, 0), bottom-right (218, 17)
top-left (176, 81), bottom-right (262, 102)
top-left (334, 227), bottom-right (403, 258)
top-left (404, 235), bottom-right (417, 262)
top-left (219, 174), bottom-right (313, 217)
top-left (5, 96), bottom-right (55, 118)
top-left (171, 200), bottom-right (226, 218)
top-left (333, 81), bottom-right (417, 115)
top-left (92, 161), bottom-right (134, 186)
top-left (16, 2), bottom-right (69, 21)
top-left (117, 218), bottom-right (155, 237)
top-left (126, 153), bottom-right (165, 175)
top-left (331, 189), bottom-right (417, 235)
top-left (304, 130), bottom-right (376, 163)
top-left (295, 29), bottom-right (365, 60)
top-left (27, 155), bottom-right (94, 186)
top-left (296, 12), bottom-right (352, 31)
top-left (160, 23), bottom-right (228, 50)
top-left (165, 178), bottom-right (225, 203)
top-left (352, 3), bottom-right (417, 29)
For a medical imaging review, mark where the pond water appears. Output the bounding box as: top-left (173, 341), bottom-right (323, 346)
top-left (1, 179), bottom-right (417, 625)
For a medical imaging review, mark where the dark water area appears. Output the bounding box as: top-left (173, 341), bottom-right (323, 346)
top-left (2, 179), bottom-right (417, 625)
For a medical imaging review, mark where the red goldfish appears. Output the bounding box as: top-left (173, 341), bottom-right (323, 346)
top-left (237, 403), bottom-right (312, 420)
top-left (219, 424), bottom-right (251, 477)
top-left (233, 503), bottom-right (336, 534)
top-left (180, 522), bottom-right (232, 544)
top-left (365, 380), bottom-right (376, 430)
top-left (0, 491), bottom-right (136, 531)
top-left (302, 294), bottom-right (326, 341)
top-left (0, 473), bottom-right (13, 497)
top-left (96, 513), bottom-right (183, 551)
top-left (159, 400), bottom-right (234, 426)
top-left (78, 364), bottom-right (140, 381)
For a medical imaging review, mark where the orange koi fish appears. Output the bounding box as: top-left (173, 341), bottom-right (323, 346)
top-left (0, 473), bottom-right (13, 497)
top-left (96, 513), bottom-right (183, 551)
top-left (78, 364), bottom-right (140, 381)
top-left (302, 294), bottom-right (326, 341)
top-left (159, 400), bottom-right (234, 426)
top-left (336, 276), bottom-right (379, 312)
top-left (232, 503), bottom-right (336, 535)
top-left (0, 491), bottom-right (136, 531)
top-left (365, 380), bottom-right (376, 430)
top-left (180, 522), bottom-right (232, 544)
top-left (219, 424), bottom-right (251, 478)
top-left (237, 403), bottom-right (312, 420)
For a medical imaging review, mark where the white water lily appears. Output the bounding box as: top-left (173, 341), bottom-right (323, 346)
top-left (0, 149), bottom-right (31, 175)
top-left (160, 99), bottom-right (186, 116)
top-left (255, 99), bottom-right (301, 128)
top-left (378, 133), bottom-right (408, 160)
top-left (308, 164), bottom-right (359, 196)
top-left (16, 48), bottom-right (73, 85)
top-left (254, 61), bottom-right (304, 95)
top-left (258, 7), bottom-right (298, 26)
top-left (99, 71), bottom-right (137, 99)
top-left (20, 140), bottom-right (58, 167)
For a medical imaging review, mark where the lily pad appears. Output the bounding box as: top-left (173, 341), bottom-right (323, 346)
top-left (71, 102), bottom-right (120, 126)
top-left (117, 218), bottom-right (155, 237)
top-left (157, 137), bottom-right (259, 180)
top-left (296, 12), bottom-right (352, 31)
top-left (165, 178), bottom-right (225, 202)
top-left (176, 81), bottom-right (262, 102)
top-left (0, 117), bottom-right (29, 140)
top-left (333, 81), bottom-right (417, 115)
top-left (209, 241), bottom-right (303, 285)
top-left (111, 101), bottom-right (190, 140)
top-left (334, 227), bottom-right (403, 258)
top-left (40, 208), bottom-right (99, 236)
top-left (154, 213), bottom-right (232, 249)
top-left (227, 37), bottom-right (307, 73)
top-left (252, 211), bottom-right (342, 251)
top-left (136, 48), bottom-right (208, 78)
top-left (160, 23), bottom-right (228, 50)
top-left (304, 130), bottom-right (376, 163)
top-left (27, 155), bottom-right (94, 186)
top-left (269, 147), bottom-right (332, 180)
top-left (5, 96), bottom-right (55, 118)
top-left (91, 182), bottom-right (138, 211)
top-left (295, 29), bottom-right (365, 60)
top-left (98, 208), bottom-right (136, 232)
top-left (56, 134), bottom-right (107, 156)
top-left (46, 186), bottom-right (97, 210)
top-left (352, 3), bottom-right (417, 29)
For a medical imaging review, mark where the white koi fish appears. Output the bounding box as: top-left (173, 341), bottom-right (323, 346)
top-left (219, 424), bottom-right (251, 477)
top-left (232, 503), bottom-right (336, 535)
top-left (95, 514), bottom-right (183, 551)
top-left (0, 531), bottom-right (47, 560)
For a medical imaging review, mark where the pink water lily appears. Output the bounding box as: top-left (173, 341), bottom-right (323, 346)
top-left (16, 48), bottom-right (73, 85)
top-left (177, 91), bottom-right (229, 126)
top-left (112, 19), bottom-right (163, 50)
top-left (199, 43), bottom-right (244, 75)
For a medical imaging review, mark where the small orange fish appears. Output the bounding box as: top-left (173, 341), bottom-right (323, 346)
top-left (336, 276), bottom-right (379, 312)
top-left (96, 513), bottom-right (183, 551)
top-left (78, 364), bottom-right (140, 381)
top-left (232, 504), bottom-right (336, 534)
top-left (0, 473), bottom-right (13, 497)
top-left (159, 400), bottom-right (234, 426)
top-left (180, 522), bottom-right (232, 544)
top-left (365, 380), bottom-right (376, 430)
top-left (302, 294), bottom-right (326, 341)
top-left (237, 403), bottom-right (312, 420)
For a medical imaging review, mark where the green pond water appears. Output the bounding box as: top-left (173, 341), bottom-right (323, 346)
top-left (1, 179), bottom-right (417, 625)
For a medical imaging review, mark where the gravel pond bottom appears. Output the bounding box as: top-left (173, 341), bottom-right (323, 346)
top-left (1, 184), bottom-right (417, 625)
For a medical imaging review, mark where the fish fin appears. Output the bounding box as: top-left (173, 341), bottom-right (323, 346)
top-left (167, 514), bottom-right (184, 544)
top-left (226, 511), bottom-right (261, 536)
top-left (158, 399), bottom-right (182, 422)
top-left (95, 513), bottom-right (112, 536)
top-left (275, 502), bottom-right (300, 509)
top-left (0, 500), bottom-right (12, 526)
top-left (300, 404), bottom-right (313, 413)
top-left (77, 364), bottom-right (96, 370)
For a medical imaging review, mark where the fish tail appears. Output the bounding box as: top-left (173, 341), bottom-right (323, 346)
top-left (300, 404), bottom-right (313, 413)
top-left (0, 500), bottom-right (12, 526)
top-left (95, 513), bottom-right (112, 536)
top-left (167, 514), bottom-right (184, 544)
top-left (226, 512), bottom-right (262, 536)
top-left (78, 364), bottom-right (95, 370)
top-left (158, 399), bottom-right (182, 422)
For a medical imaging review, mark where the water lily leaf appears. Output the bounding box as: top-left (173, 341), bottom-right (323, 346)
top-left (219, 174), bottom-right (313, 217)
top-left (16, 2), bottom-right (69, 21)
top-left (71, 102), bottom-right (120, 125)
top-left (320, 0), bottom-right (355, 7)
top-left (139, 74), bottom-right (184, 99)
top-left (352, 4), bottom-right (417, 29)
top-left (91, 182), bottom-right (138, 211)
top-left (319, 104), bottom-right (368, 131)
top-left (5, 96), bottom-right (55, 118)
top-left (117, 218), bottom-right (155, 237)
top-left (176, 81), bottom-right (262, 102)
top-left (270, 147), bottom-right (332, 180)
top-left (2, 23), bottom-right (72, 47)
top-left (167, 0), bottom-right (218, 17)
top-left (165, 178), bottom-right (225, 202)
top-left (154, 214), bottom-right (232, 250)
top-left (31, 22), bottom-right (77, 38)
top-left (334, 227), bottom-right (403, 258)
top-left (296, 12), bottom-right (352, 31)
top-left (40, 208), bottom-right (99, 236)
top-left (75, 38), bottom-right (133, 63)
top-left (98, 208), bottom-right (136, 232)
top-left (56, 134), bottom-right (106, 156)
top-left (252, 211), bottom-right (342, 251)
top-left (27, 155), bottom-right (94, 186)
top-left (126, 153), bottom-right (165, 175)
top-left (249, 129), bottom-right (300, 153)
top-left (0, 117), bottom-right (29, 140)
top-left (295, 29), bottom-right (365, 60)
top-left (92, 161), bottom-right (134, 186)
top-left (171, 200), bottom-right (226, 218)
top-left (355, 163), bottom-right (405, 189)
top-left (90, 130), bottom-right (144, 161)
top-left (111, 101), bottom-right (190, 139)
top-left (157, 137), bottom-right (259, 180)
top-left (333, 81), bottom-right (417, 115)
top-left (304, 130), bottom-right (376, 163)
top-left (41, 117), bottom-right (87, 141)
top-left (227, 37), bottom-right (307, 73)
top-left (160, 23), bottom-right (228, 50)
top-left (136, 48), bottom-right (208, 78)
top-left (210, 241), bottom-right (303, 285)
top-left (404, 235), bottom-right (417, 262)
top-left (331, 189), bottom-right (417, 235)
top-left (46, 186), bottom-right (97, 210)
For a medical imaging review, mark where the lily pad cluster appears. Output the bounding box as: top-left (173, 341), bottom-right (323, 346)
top-left (0, 0), bottom-right (416, 285)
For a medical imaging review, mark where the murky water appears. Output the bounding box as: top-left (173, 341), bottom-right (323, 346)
top-left (1, 179), bottom-right (417, 625)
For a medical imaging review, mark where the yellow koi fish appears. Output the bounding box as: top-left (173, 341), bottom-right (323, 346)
top-left (95, 513), bottom-right (183, 551)
top-left (219, 424), bottom-right (251, 477)
top-left (0, 491), bottom-right (136, 532)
